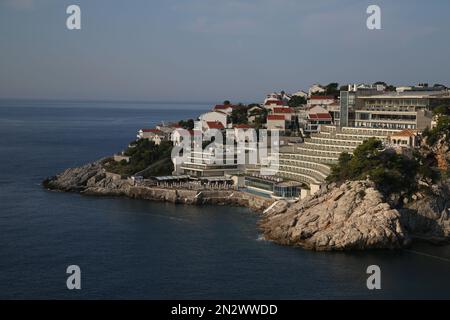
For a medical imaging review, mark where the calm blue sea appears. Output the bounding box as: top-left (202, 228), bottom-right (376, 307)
top-left (0, 99), bottom-right (449, 299)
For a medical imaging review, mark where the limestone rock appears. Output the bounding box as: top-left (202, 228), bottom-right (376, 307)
top-left (400, 178), bottom-right (450, 243)
top-left (44, 160), bottom-right (105, 192)
top-left (259, 180), bottom-right (409, 251)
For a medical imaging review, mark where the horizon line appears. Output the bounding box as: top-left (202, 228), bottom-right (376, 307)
top-left (0, 97), bottom-right (225, 105)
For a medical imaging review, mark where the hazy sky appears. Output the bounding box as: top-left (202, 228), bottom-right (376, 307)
top-left (1, 0), bottom-right (450, 103)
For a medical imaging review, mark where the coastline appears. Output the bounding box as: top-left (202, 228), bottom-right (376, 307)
top-left (43, 159), bottom-right (275, 212)
top-left (44, 158), bottom-right (450, 252)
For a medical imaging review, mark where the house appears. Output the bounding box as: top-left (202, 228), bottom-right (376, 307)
top-left (264, 91), bottom-right (290, 108)
top-left (308, 84), bottom-right (326, 96)
top-left (264, 99), bottom-right (285, 108)
top-left (247, 105), bottom-right (265, 124)
top-left (304, 106), bottom-right (333, 133)
top-left (271, 107), bottom-right (294, 121)
top-left (199, 111), bottom-right (228, 130)
top-left (213, 104), bottom-right (234, 115)
top-left (156, 123), bottom-right (181, 138)
top-left (292, 90), bottom-right (308, 98)
top-left (206, 121), bottom-right (225, 130)
top-left (307, 95), bottom-right (336, 108)
top-left (137, 129), bottom-right (166, 145)
top-left (264, 93), bottom-right (280, 104)
top-left (171, 128), bottom-right (195, 145)
top-left (389, 129), bottom-right (419, 148)
top-left (266, 114), bottom-right (286, 131)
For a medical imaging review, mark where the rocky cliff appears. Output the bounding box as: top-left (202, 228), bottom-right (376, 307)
top-left (399, 179), bottom-right (450, 243)
top-left (260, 179), bottom-right (450, 251)
top-left (260, 180), bottom-right (409, 251)
top-left (422, 131), bottom-right (450, 172)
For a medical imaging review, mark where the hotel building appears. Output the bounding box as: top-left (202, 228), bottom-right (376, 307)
top-left (354, 91), bottom-right (450, 130)
top-left (273, 125), bottom-right (401, 197)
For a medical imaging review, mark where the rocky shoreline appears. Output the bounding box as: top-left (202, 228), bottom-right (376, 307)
top-left (43, 160), bottom-right (275, 212)
top-left (44, 160), bottom-right (450, 251)
top-left (261, 179), bottom-right (450, 250)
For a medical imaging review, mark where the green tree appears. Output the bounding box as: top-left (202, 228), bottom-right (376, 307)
top-left (327, 138), bottom-right (422, 196)
top-left (106, 139), bottom-right (174, 177)
top-left (423, 115), bottom-right (450, 145)
top-left (230, 105), bottom-right (249, 124)
top-left (288, 96), bottom-right (307, 107)
top-left (432, 105), bottom-right (450, 116)
top-left (178, 119), bottom-right (195, 129)
top-left (324, 83), bottom-right (339, 97)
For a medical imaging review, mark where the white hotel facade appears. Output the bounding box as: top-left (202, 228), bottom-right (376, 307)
top-left (354, 91), bottom-right (450, 130)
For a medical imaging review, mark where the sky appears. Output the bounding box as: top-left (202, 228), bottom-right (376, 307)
top-left (1, 0), bottom-right (450, 103)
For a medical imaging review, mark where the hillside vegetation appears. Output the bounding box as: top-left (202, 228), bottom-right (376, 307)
top-left (326, 138), bottom-right (433, 196)
top-left (105, 139), bottom-right (174, 177)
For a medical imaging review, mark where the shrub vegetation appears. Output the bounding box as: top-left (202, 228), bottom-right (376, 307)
top-left (105, 139), bottom-right (174, 177)
top-left (326, 138), bottom-right (428, 196)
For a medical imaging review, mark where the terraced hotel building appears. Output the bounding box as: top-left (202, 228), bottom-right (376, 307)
top-left (271, 89), bottom-right (450, 197)
top-left (274, 125), bottom-right (400, 197)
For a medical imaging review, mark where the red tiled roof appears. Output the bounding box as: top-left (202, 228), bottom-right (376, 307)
top-left (309, 96), bottom-right (335, 100)
top-left (391, 129), bottom-right (418, 137)
top-left (267, 115), bottom-right (286, 121)
top-left (141, 129), bottom-right (162, 133)
top-left (206, 121), bottom-right (225, 129)
top-left (273, 107), bottom-right (294, 114)
top-left (214, 105), bottom-right (232, 110)
top-left (309, 113), bottom-right (332, 120)
top-left (265, 100), bottom-right (284, 106)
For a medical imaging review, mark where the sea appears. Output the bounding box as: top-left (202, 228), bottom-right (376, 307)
top-left (0, 99), bottom-right (449, 299)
